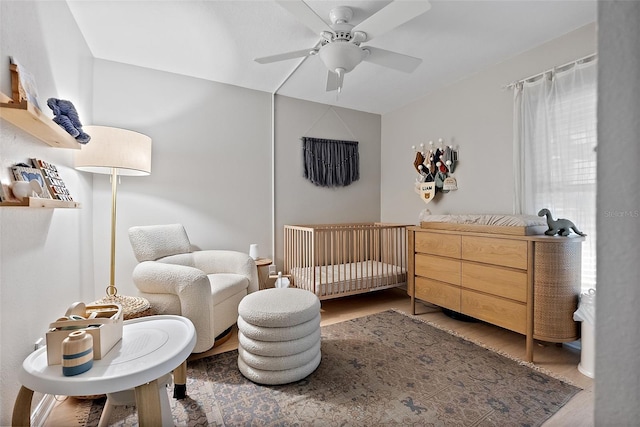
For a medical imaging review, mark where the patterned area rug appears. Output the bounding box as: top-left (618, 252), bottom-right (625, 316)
top-left (84, 310), bottom-right (580, 426)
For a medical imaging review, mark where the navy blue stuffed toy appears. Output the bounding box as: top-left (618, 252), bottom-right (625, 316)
top-left (47, 98), bottom-right (91, 144)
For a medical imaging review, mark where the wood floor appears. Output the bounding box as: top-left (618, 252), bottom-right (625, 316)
top-left (47, 287), bottom-right (594, 426)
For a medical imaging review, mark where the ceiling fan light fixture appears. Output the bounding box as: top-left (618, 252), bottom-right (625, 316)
top-left (318, 42), bottom-right (364, 74)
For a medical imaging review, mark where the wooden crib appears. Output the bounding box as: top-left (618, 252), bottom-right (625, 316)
top-left (283, 223), bottom-right (408, 300)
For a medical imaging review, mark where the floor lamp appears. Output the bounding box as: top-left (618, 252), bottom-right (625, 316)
top-left (75, 125), bottom-right (153, 318)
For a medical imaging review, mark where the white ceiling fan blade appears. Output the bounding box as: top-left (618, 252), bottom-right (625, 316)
top-left (353, 0), bottom-right (431, 42)
top-left (255, 48), bottom-right (314, 64)
top-left (363, 46), bottom-right (422, 73)
top-left (276, 0), bottom-right (333, 36)
top-left (326, 70), bottom-right (339, 92)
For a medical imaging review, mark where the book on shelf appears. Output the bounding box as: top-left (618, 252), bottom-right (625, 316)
top-left (11, 164), bottom-right (51, 199)
top-left (30, 158), bottom-right (74, 202)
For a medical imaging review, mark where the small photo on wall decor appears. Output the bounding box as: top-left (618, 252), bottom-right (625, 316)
top-left (9, 57), bottom-right (41, 109)
top-left (11, 165), bottom-right (51, 199)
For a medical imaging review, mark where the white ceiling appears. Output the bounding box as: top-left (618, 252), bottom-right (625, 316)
top-left (66, 0), bottom-right (596, 115)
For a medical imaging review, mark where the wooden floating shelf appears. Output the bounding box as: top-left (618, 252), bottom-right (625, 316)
top-left (0, 92), bottom-right (81, 149)
top-left (0, 197), bottom-right (81, 208)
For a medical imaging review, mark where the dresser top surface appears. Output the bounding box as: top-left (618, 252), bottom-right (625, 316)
top-left (408, 226), bottom-right (586, 243)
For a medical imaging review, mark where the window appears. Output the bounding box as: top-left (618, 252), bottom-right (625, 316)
top-left (514, 57), bottom-right (597, 289)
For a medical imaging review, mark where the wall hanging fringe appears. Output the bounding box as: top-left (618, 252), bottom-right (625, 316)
top-left (302, 137), bottom-right (359, 188)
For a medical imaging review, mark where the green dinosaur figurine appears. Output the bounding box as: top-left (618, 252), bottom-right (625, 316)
top-left (538, 208), bottom-right (587, 237)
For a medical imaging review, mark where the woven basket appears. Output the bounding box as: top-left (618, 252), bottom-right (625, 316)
top-left (91, 295), bottom-right (153, 320)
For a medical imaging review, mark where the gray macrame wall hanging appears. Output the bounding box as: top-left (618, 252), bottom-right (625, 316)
top-left (302, 137), bottom-right (359, 188)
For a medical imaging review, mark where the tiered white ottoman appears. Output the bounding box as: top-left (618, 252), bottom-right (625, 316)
top-left (237, 288), bottom-right (321, 385)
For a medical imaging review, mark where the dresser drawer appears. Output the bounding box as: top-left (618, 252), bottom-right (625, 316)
top-left (461, 290), bottom-right (527, 334)
top-left (462, 262), bottom-right (528, 303)
top-left (415, 277), bottom-right (461, 312)
top-left (415, 254), bottom-right (461, 285)
top-left (462, 236), bottom-right (528, 270)
top-left (415, 232), bottom-right (461, 258)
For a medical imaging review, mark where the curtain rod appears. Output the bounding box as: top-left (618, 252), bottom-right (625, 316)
top-left (502, 53), bottom-right (597, 90)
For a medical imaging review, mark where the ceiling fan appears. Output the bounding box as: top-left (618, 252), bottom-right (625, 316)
top-left (255, 0), bottom-right (431, 93)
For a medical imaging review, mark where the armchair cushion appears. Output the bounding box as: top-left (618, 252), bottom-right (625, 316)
top-left (129, 224), bottom-right (191, 262)
top-left (161, 250), bottom-right (259, 294)
top-left (208, 273), bottom-right (250, 303)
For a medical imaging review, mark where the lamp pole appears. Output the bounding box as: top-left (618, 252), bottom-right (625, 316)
top-left (108, 167), bottom-right (119, 297)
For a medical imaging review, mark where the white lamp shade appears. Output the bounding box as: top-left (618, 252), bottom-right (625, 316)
top-left (75, 126), bottom-right (152, 176)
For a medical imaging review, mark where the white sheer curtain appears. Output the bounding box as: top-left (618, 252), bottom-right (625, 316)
top-left (513, 58), bottom-right (597, 289)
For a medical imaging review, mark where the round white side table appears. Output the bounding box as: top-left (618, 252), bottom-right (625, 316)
top-left (254, 257), bottom-right (273, 290)
top-left (13, 315), bottom-right (196, 427)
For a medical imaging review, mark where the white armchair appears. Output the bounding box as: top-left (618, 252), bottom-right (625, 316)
top-left (128, 224), bottom-right (259, 353)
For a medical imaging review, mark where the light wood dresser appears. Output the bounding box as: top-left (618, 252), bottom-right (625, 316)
top-left (407, 225), bottom-right (585, 362)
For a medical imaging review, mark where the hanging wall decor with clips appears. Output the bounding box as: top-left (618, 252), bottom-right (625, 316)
top-left (412, 138), bottom-right (459, 204)
top-left (302, 137), bottom-right (359, 188)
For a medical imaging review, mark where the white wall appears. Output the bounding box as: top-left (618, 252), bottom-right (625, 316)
top-left (90, 60), bottom-right (273, 298)
top-left (273, 95), bottom-right (381, 269)
top-left (0, 2), bottom-right (94, 424)
top-left (595, 1), bottom-right (640, 423)
top-left (381, 23), bottom-right (597, 224)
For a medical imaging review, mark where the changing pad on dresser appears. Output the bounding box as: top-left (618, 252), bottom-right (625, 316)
top-left (418, 213), bottom-right (547, 236)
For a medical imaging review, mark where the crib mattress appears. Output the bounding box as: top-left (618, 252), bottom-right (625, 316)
top-left (291, 260), bottom-right (407, 297)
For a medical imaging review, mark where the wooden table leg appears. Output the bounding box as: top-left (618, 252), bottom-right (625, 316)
top-left (257, 266), bottom-right (265, 290)
top-left (525, 334), bottom-right (534, 363)
top-left (134, 379), bottom-right (163, 427)
top-left (408, 230), bottom-right (416, 315)
top-left (526, 240), bottom-right (535, 363)
top-left (12, 386), bottom-right (34, 427)
top-left (173, 360), bottom-right (187, 399)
